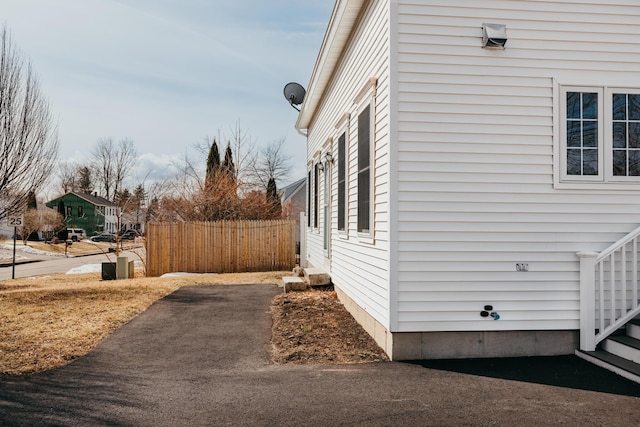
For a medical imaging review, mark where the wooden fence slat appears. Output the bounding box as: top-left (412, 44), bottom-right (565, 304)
top-left (146, 220), bottom-right (296, 276)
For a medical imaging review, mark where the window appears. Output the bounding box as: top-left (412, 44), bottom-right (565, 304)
top-left (307, 170), bottom-right (312, 227)
top-left (561, 86), bottom-right (640, 184)
top-left (337, 132), bottom-right (346, 231)
top-left (66, 206), bottom-right (72, 217)
top-left (612, 93), bottom-right (640, 176)
top-left (565, 91), bottom-right (600, 176)
top-left (78, 206), bottom-right (83, 217)
top-left (357, 104), bottom-right (371, 233)
top-left (314, 162), bottom-right (319, 229)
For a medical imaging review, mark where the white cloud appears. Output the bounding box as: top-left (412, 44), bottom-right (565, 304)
top-left (3, 0), bottom-right (332, 190)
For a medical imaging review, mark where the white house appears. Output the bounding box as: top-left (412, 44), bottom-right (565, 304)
top-left (295, 0), bottom-right (640, 380)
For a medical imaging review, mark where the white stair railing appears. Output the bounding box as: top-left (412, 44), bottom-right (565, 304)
top-left (579, 225), bottom-right (640, 351)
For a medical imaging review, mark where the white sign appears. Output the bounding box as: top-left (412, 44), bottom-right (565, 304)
top-left (7, 215), bottom-right (24, 227)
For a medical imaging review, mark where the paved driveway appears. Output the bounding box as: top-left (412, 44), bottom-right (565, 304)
top-left (1, 284), bottom-right (639, 426)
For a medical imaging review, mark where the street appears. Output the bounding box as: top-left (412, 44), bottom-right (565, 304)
top-left (0, 249), bottom-right (142, 281)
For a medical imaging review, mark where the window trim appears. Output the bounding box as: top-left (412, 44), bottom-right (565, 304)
top-left (556, 85), bottom-right (640, 189)
top-left (307, 168), bottom-right (312, 228)
top-left (336, 117), bottom-right (349, 236)
top-left (356, 99), bottom-right (374, 240)
top-left (322, 139), bottom-right (332, 254)
top-left (313, 161), bottom-right (319, 230)
top-left (560, 86), bottom-right (603, 182)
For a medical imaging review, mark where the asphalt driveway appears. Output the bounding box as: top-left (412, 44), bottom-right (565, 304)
top-left (1, 284), bottom-right (639, 426)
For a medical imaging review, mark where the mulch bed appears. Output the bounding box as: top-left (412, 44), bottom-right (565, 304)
top-left (270, 287), bottom-right (389, 364)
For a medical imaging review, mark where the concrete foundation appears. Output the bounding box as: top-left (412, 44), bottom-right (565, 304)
top-left (334, 285), bottom-right (579, 361)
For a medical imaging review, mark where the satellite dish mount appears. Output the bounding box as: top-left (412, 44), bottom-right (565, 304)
top-left (283, 82), bottom-right (306, 112)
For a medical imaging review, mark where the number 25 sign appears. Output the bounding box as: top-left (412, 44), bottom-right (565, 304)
top-left (7, 215), bottom-right (24, 227)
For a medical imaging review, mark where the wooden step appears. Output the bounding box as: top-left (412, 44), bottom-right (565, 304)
top-left (603, 335), bottom-right (640, 364)
top-left (576, 349), bottom-right (640, 384)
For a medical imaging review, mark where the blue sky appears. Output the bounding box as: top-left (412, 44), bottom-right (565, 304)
top-left (2, 0), bottom-right (333, 191)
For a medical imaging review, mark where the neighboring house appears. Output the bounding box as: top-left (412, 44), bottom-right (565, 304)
top-left (280, 177), bottom-right (306, 245)
top-left (295, 0), bottom-right (640, 378)
top-left (46, 192), bottom-right (120, 235)
top-left (0, 202), bottom-right (59, 241)
top-left (120, 211), bottom-right (145, 235)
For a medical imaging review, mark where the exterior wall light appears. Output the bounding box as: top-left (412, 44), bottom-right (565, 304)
top-left (482, 23), bottom-right (507, 48)
top-left (324, 152), bottom-right (333, 164)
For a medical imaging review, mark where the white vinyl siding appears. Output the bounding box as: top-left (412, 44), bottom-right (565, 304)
top-left (305, 0), bottom-right (391, 328)
top-left (394, 0), bottom-right (640, 333)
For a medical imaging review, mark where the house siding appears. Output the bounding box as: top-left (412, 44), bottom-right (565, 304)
top-left (306, 0), bottom-right (392, 328)
top-left (394, 0), bottom-right (640, 332)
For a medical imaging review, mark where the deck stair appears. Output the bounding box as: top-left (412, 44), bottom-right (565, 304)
top-left (577, 317), bottom-right (640, 384)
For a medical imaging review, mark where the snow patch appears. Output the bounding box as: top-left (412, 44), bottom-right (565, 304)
top-left (160, 272), bottom-right (217, 278)
top-left (0, 244), bottom-right (65, 257)
top-left (65, 260), bottom-right (145, 275)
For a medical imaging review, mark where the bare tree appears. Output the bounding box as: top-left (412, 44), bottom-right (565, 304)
top-left (91, 137), bottom-right (137, 201)
top-left (92, 138), bottom-right (115, 200)
top-left (226, 121), bottom-right (257, 192)
top-left (248, 138), bottom-right (292, 191)
top-left (113, 138), bottom-right (137, 198)
top-left (21, 207), bottom-right (64, 244)
top-left (0, 26), bottom-right (59, 221)
top-left (57, 161), bottom-right (78, 194)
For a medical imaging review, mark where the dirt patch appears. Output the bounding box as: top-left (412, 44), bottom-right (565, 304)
top-left (270, 287), bottom-right (388, 364)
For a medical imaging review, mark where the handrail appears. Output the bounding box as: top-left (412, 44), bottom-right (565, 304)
top-left (579, 226), bottom-right (640, 351)
top-left (596, 223), bottom-right (640, 262)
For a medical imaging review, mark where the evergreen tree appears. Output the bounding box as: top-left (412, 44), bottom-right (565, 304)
top-left (57, 201), bottom-right (68, 240)
top-left (222, 144), bottom-right (236, 180)
top-left (146, 197), bottom-right (159, 222)
top-left (27, 191), bottom-right (37, 209)
top-left (78, 166), bottom-right (93, 194)
top-left (266, 178), bottom-right (281, 218)
top-left (205, 139), bottom-right (221, 186)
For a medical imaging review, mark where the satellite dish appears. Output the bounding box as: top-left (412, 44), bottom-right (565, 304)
top-left (283, 82), bottom-right (306, 111)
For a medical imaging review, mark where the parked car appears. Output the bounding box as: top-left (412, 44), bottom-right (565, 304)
top-left (67, 228), bottom-right (87, 242)
top-left (118, 229), bottom-right (140, 240)
top-left (90, 233), bottom-right (116, 243)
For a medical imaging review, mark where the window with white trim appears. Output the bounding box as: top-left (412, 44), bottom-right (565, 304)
top-left (357, 104), bottom-right (371, 233)
top-left (313, 162), bottom-right (319, 228)
top-left (337, 132), bottom-right (346, 232)
top-left (307, 169), bottom-right (312, 227)
top-left (561, 86), bottom-right (640, 183)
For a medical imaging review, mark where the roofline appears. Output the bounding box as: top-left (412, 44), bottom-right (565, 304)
top-left (295, 0), bottom-right (366, 131)
top-left (47, 191), bottom-right (117, 207)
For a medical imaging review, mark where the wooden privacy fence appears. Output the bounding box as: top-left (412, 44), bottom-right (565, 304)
top-left (146, 220), bottom-right (296, 276)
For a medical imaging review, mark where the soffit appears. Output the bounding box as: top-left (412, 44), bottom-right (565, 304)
top-left (296, 0), bottom-right (366, 130)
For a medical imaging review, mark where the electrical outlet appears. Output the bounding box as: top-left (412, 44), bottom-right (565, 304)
top-left (516, 263), bottom-right (529, 272)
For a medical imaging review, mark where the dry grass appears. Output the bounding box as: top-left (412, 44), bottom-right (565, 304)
top-left (0, 270), bottom-right (289, 376)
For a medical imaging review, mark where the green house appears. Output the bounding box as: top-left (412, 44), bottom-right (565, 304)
top-left (45, 192), bottom-right (119, 235)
